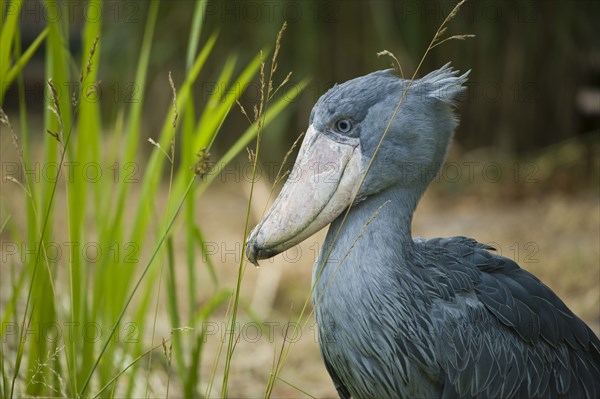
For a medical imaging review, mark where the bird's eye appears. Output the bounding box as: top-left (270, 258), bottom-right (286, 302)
top-left (335, 119), bottom-right (352, 133)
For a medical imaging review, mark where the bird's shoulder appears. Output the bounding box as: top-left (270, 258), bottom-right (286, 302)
top-left (417, 236), bottom-right (599, 349)
top-left (414, 236), bottom-right (600, 398)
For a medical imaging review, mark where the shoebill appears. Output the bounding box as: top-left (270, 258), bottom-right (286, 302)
top-left (246, 65), bottom-right (600, 398)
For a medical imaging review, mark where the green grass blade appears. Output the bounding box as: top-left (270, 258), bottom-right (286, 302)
top-left (80, 176), bottom-right (197, 397)
top-left (0, 0), bottom-right (23, 87)
top-left (71, 0), bottom-right (102, 391)
top-left (196, 52), bottom-right (263, 150)
top-left (98, 0), bottom-right (160, 285)
top-left (165, 237), bottom-right (186, 381)
top-left (183, 289), bottom-right (231, 397)
top-left (193, 54), bottom-right (237, 145)
top-left (200, 78), bottom-right (310, 192)
top-left (126, 33), bottom-right (217, 254)
top-left (1, 27), bottom-right (48, 102)
top-left (186, 1), bottom-right (207, 71)
top-left (19, 1), bottom-right (73, 395)
top-left (91, 340), bottom-right (167, 399)
top-left (165, 51), bottom-right (265, 226)
top-left (124, 0), bottom-right (160, 155)
top-left (194, 225), bottom-right (218, 286)
top-left (182, 98), bottom-right (199, 310)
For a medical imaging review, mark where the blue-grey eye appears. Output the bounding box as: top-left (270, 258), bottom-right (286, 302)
top-left (335, 118), bottom-right (352, 133)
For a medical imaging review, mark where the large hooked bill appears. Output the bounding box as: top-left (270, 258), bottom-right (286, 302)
top-left (246, 124), bottom-right (363, 266)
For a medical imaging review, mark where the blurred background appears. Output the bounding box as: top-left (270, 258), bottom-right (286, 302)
top-left (8, 0), bottom-right (600, 161)
top-left (1, 0), bottom-right (599, 397)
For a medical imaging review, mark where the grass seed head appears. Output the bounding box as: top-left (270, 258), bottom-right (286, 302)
top-left (192, 148), bottom-right (212, 178)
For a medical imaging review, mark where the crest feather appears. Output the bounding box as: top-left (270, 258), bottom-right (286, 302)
top-left (417, 63), bottom-right (470, 104)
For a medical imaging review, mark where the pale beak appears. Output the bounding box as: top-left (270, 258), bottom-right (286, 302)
top-left (246, 124), bottom-right (363, 265)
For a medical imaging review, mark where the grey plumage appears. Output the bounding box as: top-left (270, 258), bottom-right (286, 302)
top-left (247, 65), bottom-right (600, 398)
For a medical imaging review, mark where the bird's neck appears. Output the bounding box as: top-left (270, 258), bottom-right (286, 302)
top-left (316, 184), bottom-right (421, 278)
top-left (354, 184), bottom-right (419, 241)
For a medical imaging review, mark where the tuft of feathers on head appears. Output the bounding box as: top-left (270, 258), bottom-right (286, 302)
top-left (414, 63), bottom-right (470, 105)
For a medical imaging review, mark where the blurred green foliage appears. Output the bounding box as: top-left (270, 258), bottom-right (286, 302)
top-left (1, 1), bottom-right (305, 396)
